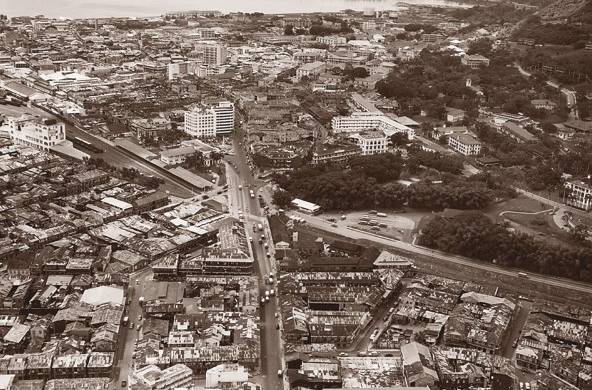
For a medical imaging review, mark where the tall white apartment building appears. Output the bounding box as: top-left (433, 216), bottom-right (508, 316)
top-left (128, 364), bottom-right (193, 390)
top-left (184, 101), bottom-right (235, 137)
top-left (331, 112), bottom-right (415, 139)
top-left (7, 114), bottom-right (66, 151)
top-left (195, 42), bottom-right (227, 65)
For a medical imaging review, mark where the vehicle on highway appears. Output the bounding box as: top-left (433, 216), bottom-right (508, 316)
top-left (266, 252), bottom-right (271, 258)
top-left (264, 242), bottom-right (269, 249)
top-left (274, 313), bottom-right (279, 318)
top-left (136, 324), bottom-right (141, 330)
top-left (369, 210), bottom-right (378, 215)
top-left (129, 322), bottom-right (134, 330)
top-left (377, 212), bottom-right (387, 217)
top-left (123, 316), bottom-right (129, 325)
top-left (370, 226), bottom-right (380, 231)
top-left (518, 272), bottom-right (529, 278)
top-left (261, 234), bottom-right (265, 240)
top-left (258, 239), bottom-right (263, 244)
top-left (359, 221), bottom-right (368, 225)
top-left (275, 323), bottom-right (280, 329)
top-left (379, 223), bottom-right (388, 228)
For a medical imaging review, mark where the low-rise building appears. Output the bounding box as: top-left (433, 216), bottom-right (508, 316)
top-left (128, 364), bottom-right (193, 390)
top-left (160, 146), bottom-right (197, 165)
top-left (448, 134), bottom-right (481, 156)
top-left (311, 143), bottom-right (361, 165)
top-left (205, 363), bottom-right (249, 388)
top-left (296, 61), bottom-right (325, 81)
top-left (564, 180), bottom-right (592, 211)
top-left (461, 54), bottom-right (490, 69)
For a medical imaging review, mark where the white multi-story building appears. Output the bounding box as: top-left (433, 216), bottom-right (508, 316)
top-left (352, 131), bottom-right (388, 155)
top-left (184, 101), bottom-right (234, 137)
top-left (195, 42), bottom-right (227, 65)
top-left (7, 114), bottom-right (66, 151)
top-left (128, 364), bottom-right (193, 390)
top-left (168, 61), bottom-right (196, 80)
top-left (331, 112), bottom-right (415, 139)
top-left (205, 363), bottom-right (249, 388)
top-left (316, 35), bottom-right (347, 46)
top-left (296, 61), bottom-right (325, 81)
top-left (448, 133), bottom-right (481, 156)
top-left (565, 180), bottom-right (592, 211)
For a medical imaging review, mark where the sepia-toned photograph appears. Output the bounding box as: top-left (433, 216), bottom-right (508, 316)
top-left (0, 0), bottom-right (590, 389)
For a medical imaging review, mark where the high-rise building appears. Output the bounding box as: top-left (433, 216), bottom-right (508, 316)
top-left (184, 101), bottom-right (235, 137)
top-left (195, 42), bottom-right (227, 65)
top-left (7, 114), bottom-right (66, 151)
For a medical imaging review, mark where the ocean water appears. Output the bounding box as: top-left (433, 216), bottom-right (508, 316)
top-left (1, 0), bottom-right (469, 18)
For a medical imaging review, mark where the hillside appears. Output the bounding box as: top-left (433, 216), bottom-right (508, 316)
top-left (536, 0), bottom-right (590, 21)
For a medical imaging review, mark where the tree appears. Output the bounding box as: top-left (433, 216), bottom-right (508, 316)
top-left (467, 38), bottom-right (492, 57)
top-left (284, 24), bottom-right (294, 36)
top-left (272, 190), bottom-right (292, 209)
top-left (390, 132), bottom-right (409, 147)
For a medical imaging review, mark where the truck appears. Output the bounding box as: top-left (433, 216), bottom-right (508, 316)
top-left (257, 223), bottom-right (263, 231)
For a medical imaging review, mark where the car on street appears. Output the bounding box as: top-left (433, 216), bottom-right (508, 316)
top-left (275, 323), bottom-right (280, 329)
top-left (331, 223), bottom-right (338, 227)
top-left (136, 324), bottom-right (141, 330)
top-left (121, 380), bottom-right (127, 387)
top-left (129, 322), bottom-right (134, 330)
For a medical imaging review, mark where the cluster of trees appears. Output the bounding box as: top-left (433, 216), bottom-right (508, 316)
top-left (418, 212), bottom-right (592, 282)
top-left (514, 15), bottom-right (590, 46)
top-left (407, 149), bottom-right (464, 175)
top-left (520, 48), bottom-right (592, 86)
top-left (272, 153), bottom-right (497, 211)
top-left (375, 51), bottom-right (483, 118)
top-left (403, 23), bottom-right (438, 33)
top-left (449, 4), bottom-right (534, 25)
top-left (406, 181), bottom-right (493, 210)
top-left (140, 129), bottom-right (186, 147)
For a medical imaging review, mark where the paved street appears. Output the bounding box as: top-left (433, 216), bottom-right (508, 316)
top-left (292, 211), bottom-right (592, 295)
top-left (112, 268), bottom-right (153, 390)
top-left (227, 127), bottom-right (284, 390)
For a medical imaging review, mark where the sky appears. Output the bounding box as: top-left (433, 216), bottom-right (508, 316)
top-left (1, 0), bottom-right (466, 18)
